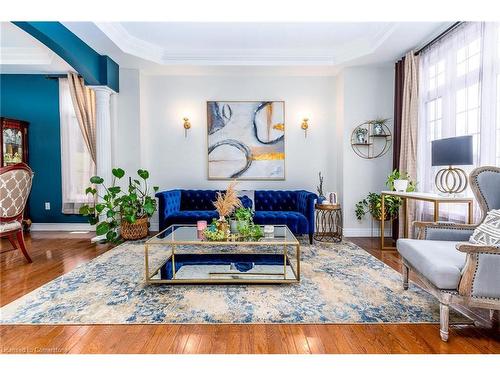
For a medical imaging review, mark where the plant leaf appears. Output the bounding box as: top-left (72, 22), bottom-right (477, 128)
top-left (112, 168), bottom-right (125, 178)
top-left (137, 169), bottom-right (149, 180)
top-left (90, 176), bottom-right (104, 184)
top-left (96, 222), bottom-right (110, 236)
top-left (95, 203), bottom-right (106, 213)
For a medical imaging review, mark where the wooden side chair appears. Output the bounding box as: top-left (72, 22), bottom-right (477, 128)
top-left (0, 163), bottom-right (34, 263)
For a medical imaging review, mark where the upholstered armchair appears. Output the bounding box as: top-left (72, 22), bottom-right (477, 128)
top-left (397, 166), bottom-right (500, 341)
top-left (0, 163), bottom-right (34, 263)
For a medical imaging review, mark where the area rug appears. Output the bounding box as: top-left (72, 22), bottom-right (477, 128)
top-left (0, 240), bottom-right (463, 324)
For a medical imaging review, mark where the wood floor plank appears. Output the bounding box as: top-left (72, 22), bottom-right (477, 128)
top-left (1, 233), bottom-right (499, 354)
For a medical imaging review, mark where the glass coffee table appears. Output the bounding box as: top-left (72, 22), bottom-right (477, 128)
top-left (144, 225), bottom-right (300, 284)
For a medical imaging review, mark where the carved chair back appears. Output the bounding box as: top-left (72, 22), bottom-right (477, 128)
top-left (0, 163), bottom-right (33, 223)
top-left (469, 166), bottom-right (500, 223)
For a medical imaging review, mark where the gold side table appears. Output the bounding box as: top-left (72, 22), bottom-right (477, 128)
top-left (314, 203), bottom-right (343, 243)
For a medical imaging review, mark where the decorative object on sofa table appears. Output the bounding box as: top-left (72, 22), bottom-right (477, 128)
top-left (301, 118), bottom-right (309, 138)
top-left (79, 168), bottom-right (159, 243)
top-left (314, 203), bottom-right (342, 243)
top-left (207, 101), bottom-right (285, 180)
top-left (386, 169), bottom-right (416, 193)
top-left (316, 172), bottom-right (326, 202)
top-left (351, 119), bottom-right (392, 159)
top-left (431, 135), bottom-right (473, 194)
top-left (327, 192), bottom-right (338, 204)
top-left (182, 117), bottom-right (191, 138)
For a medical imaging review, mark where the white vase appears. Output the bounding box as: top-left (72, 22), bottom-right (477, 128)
top-left (394, 179), bottom-right (409, 192)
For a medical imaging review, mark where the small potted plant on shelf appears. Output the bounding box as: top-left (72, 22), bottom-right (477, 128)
top-left (355, 127), bottom-right (369, 144)
top-left (79, 168), bottom-right (159, 243)
top-left (368, 118), bottom-right (390, 136)
top-left (354, 169), bottom-right (416, 222)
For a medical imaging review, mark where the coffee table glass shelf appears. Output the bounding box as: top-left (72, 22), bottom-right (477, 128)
top-left (145, 225), bottom-right (300, 284)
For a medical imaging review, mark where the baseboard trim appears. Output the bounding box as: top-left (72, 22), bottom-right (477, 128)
top-left (30, 223), bottom-right (95, 232)
top-left (29, 222), bottom-right (389, 237)
top-left (343, 228), bottom-right (392, 237)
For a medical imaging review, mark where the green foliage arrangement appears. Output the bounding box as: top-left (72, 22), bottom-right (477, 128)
top-left (354, 169), bottom-right (416, 221)
top-left (79, 168), bottom-right (159, 243)
top-left (386, 169), bottom-right (416, 192)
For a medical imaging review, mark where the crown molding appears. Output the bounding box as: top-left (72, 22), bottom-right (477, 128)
top-left (95, 22), bottom-right (399, 66)
top-left (0, 46), bottom-right (54, 65)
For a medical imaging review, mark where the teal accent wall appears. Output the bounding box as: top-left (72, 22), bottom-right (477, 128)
top-left (13, 22), bottom-right (119, 92)
top-left (0, 74), bottom-right (86, 223)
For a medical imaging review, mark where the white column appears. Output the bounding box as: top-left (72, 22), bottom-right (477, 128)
top-left (89, 86), bottom-right (115, 242)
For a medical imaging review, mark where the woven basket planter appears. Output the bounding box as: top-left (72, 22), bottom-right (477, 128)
top-left (121, 216), bottom-right (149, 240)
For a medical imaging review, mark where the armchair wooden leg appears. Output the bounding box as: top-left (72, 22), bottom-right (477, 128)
top-left (309, 233), bottom-right (313, 245)
top-left (439, 303), bottom-right (450, 342)
top-left (491, 309), bottom-right (499, 331)
top-left (402, 263), bottom-right (409, 290)
top-left (8, 234), bottom-right (17, 250)
top-left (15, 230), bottom-right (32, 263)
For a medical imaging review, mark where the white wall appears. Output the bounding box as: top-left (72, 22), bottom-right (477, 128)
top-left (139, 74), bottom-right (337, 193)
top-left (113, 68), bottom-right (142, 175)
top-left (110, 67), bottom-right (395, 235)
top-left (336, 67), bottom-right (395, 236)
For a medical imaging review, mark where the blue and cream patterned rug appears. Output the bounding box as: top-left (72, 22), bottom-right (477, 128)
top-left (0, 240), bottom-right (463, 324)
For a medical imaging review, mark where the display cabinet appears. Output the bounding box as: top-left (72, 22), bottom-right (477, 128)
top-left (1, 117), bottom-right (29, 167)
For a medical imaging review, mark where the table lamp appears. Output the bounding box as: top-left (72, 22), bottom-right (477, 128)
top-left (431, 135), bottom-right (473, 194)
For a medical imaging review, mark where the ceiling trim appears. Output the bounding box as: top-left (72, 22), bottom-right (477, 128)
top-left (0, 46), bottom-right (55, 65)
top-left (95, 22), bottom-right (400, 66)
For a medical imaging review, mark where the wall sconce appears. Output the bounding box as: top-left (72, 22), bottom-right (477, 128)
top-left (301, 118), bottom-right (309, 138)
top-left (183, 117), bottom-right (191, 138)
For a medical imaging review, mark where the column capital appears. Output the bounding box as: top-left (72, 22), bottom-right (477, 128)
top-left (88, 85), bottom-right (116, 95)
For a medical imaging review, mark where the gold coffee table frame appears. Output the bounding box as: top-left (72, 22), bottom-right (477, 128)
top-left (145, 225), bottom-right (301, 284)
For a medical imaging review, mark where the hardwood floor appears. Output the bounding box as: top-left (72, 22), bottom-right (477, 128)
top-left (0, 232), bottom-right (499, 354)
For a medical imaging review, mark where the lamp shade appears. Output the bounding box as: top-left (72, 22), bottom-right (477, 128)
top-left (431, 135), bottom-right (473, 166)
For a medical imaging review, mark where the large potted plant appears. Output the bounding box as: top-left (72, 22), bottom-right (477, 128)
top-left (79, 168), bottom-right (159, 242)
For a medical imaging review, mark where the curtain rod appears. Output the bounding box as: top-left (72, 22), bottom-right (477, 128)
top-left (45, 73), bottom-right (82, 80)
top-left (414, 22), bottom-right (464, 56)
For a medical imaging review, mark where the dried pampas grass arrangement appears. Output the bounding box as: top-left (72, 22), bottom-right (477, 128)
top-left (213, 180), bottom-right (242, 219)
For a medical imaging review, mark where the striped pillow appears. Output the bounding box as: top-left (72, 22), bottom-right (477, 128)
top-left (469, 209), bottom-right (500, 246)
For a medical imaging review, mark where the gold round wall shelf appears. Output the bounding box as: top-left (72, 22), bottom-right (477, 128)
top-left (350, 121), bottom-right (392, 159)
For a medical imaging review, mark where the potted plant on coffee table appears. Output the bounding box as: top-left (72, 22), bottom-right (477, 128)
top-left (79, 168), bottom-right (159, 243)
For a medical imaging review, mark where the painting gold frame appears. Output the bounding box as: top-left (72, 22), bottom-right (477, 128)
top-left (206, 100), bottom-right (286, 181)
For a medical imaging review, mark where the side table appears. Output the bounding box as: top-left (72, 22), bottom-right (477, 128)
top-left (314, 203), bottom-right (343, 243)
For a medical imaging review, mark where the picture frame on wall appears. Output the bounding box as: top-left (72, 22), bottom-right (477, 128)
top-left (207, 101), bottom-right (285, 180)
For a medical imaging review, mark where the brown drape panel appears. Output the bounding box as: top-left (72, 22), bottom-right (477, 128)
top-left (67, 72), bottom-right (97, 163)
top-left (392, 57), bottom-right (405, 240)
top-left (399, 51), bottom-right (419, 238)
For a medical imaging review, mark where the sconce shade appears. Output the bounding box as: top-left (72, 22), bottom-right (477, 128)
top-left (431, 135), bottom-right (473, 166)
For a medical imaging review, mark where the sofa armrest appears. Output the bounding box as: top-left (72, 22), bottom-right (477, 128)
top-left (414, 221), bottom-right (476, 241)
top-left (239, 195), bottom-right (253, 209)
top-left (155, 190), bottom-right (181, 230)
top-left (456, 242), bottom-right (500, 301)
top-left (297, 191), bottom-right (318, 234)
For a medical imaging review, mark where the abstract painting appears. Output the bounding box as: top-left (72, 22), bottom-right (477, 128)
top-left (207, 101), bottom-right (285, 180)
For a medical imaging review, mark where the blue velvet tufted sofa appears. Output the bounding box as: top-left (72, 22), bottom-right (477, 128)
top-left (156, 189), bottom-right (317, 244)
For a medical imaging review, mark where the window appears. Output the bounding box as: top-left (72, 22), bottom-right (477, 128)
top-left (418, 22), bottom-right (500, 223)
top-left (59, 78), bottom-right (95, 214)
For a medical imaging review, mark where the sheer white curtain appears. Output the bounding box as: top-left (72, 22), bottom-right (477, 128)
top-left (417, 22), bottom-right (500, 223)
top-left (59, 78), bottom-right (96, 214)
